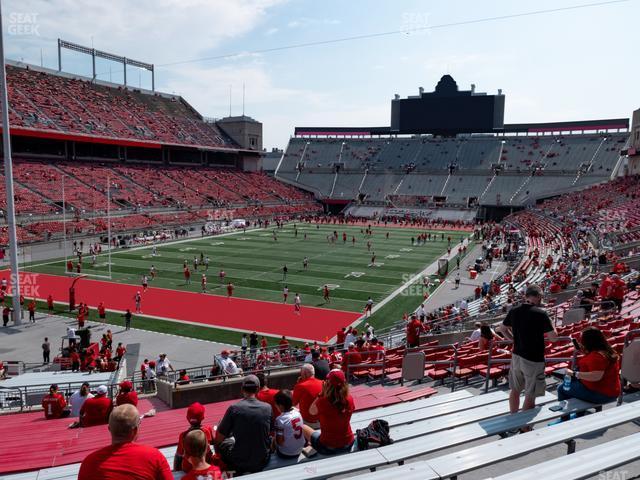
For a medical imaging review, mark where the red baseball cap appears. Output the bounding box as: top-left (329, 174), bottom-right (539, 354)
top-left (119, 380), bottom-right (133, 390)
top-left (187, 402), bottom-right (205, 423)
top-left (326, 369), bottom-right (346, 387)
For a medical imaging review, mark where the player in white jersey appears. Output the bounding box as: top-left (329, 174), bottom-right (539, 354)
top-left (283, 285), bottom-right (289, 303)
top-left (294, 294), bottom-right (301, 314)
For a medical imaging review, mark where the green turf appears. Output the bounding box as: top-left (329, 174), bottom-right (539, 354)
top-left (23, 223), bottom-right (466, 338)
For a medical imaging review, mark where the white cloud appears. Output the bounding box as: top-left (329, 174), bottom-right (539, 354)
top-left (265, 27), bottom-right (279, 36)
top-left (2, 0), bottom-right (287, 64)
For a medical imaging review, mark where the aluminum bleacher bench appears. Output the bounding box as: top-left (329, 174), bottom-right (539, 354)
top-left (352, 390), bottom-right (508, 430)
top-left (487, 431), bottom-right (640, 480)
top-left (350, 394), bottom-right (640, 479)
top-left (242, 393), bottom-right (560, 480)
top-left (349, 389), bottom-right (473, 425)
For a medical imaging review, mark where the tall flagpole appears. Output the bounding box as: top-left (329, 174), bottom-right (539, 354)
top-left (0, 3), bottom-right (22, 324)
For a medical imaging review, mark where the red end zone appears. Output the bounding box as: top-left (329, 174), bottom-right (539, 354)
top-left (0, 271), bottom-right (360, 342)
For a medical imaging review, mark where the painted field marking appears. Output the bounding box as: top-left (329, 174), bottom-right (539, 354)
top-left (400, 248), bottom-right (413, 252)
top-left (345, 272), bottom-right (366, 278)
top-left (317, 284), bottom-right (340, 290)
top-left (369, 262), bottom-right (384, 268)
top-left (179, 247), bottom-right (197, 252)
top-left (385, 254), bottom-right (400, 259)
top-left (210, 242), bottom-right (225, 246)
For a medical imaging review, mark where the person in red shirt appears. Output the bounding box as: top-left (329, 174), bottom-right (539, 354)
top-left (260, 336), bottom-right (268, 349)
top-left (42, 384), bottom-right (70, 419)
top-left (180, 430), bottom-right (222, 480)
top-left (98, 302), bottom-right (106, 320)
top-left (66, 260), bottom-right (73, 272)
top-left (292, 364), bottom-right (323, 427)
top-left (79, 385), bottom-right (113, 427)
top-left (226, 282), bottom-right (234, 298)
top-left (336, 328), bottom-right (346, 349)
top-left (184, 267), bottom-right (191, 285)
top-left (27, 299), bottom-right (36, 323)
top-left (341, 344), bottom-right (363, 375)
top-left (77, 305), bottom-right (86, 328)
top-left (559, 327), bottom-right (621, 405)
top-left (301, 369), bottom-right (355, 454)
top-left (174, 402), bottom-right (214, 473)
top-left (47, 294), bottom-right (54, 314)
top-left (78, 404), bottom-right (172, 480)
top-left (278, 335), bottom-right (289, 354)
top-left (114, 342), bottom-right (127, 364)
top-left (406, 314), bottom-right (423, 348)
top-left (256, 373), bottom-right (280, 418)
top-left (115, 381), bottom-right (138, 407)
top-left (609, 274), bottom-right (627, 313)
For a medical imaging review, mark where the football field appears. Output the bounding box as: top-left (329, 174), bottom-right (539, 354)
top-left (18, 223), bottom-right (465, 341)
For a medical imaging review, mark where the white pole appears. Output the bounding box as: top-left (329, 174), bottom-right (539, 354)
top-left (107, 175), bottom-right (112, 278)
top-left (62, 175), bottom-right (67, 268)
top-left (0, 3), bottom-right (22, 324)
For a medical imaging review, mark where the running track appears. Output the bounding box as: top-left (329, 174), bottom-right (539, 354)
top-left (0, 271), bottom-right (360, 342)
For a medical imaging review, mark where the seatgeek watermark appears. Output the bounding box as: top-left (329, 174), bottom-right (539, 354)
top-left (4, 273), bottom-right (40, 297)
top-left (401, 273), bottom-right (433, 296)
top-left (8, 12), bottom-right (40, 36)
top-left (401, 11), bottom-right (431, 36)
top-left (598, 470), bottom-right (631, 480)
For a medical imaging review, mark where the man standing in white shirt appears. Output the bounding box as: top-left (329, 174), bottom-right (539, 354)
top-left (156, 353), bottom-right (174, 376)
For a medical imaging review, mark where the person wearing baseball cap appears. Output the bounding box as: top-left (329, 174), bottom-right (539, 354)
top-left (214, 374), bottom-right (272, 474)
top-left (300, 369), bottom-right (355, 455)
top-left (219, 349), bottom-right (240, 376)
top-left (116, 380), bottom-right (138, 407)
top-left (174, 402), bottom-right (214, 473)
top-left (79, 384), bottom-right (113, 427)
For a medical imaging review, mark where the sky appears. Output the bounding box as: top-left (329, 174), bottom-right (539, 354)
top-left (2, 0), bottom-right (638, 150)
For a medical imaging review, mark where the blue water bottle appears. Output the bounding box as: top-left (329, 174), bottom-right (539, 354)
top-left (563, 373), bottom-right (572, 391)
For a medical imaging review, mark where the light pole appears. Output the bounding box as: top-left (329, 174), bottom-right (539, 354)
top-left (0, 1), bottom-right (22, 324)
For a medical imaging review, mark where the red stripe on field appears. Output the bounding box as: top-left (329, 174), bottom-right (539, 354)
top-left (0, 271), bottom-right (360, 341)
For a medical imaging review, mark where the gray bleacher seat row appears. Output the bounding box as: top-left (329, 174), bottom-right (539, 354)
top-left (351, 393), bottom-right (640, 480)
top-left (488, 431), bottom-right (640, 480)
top-left (242, 393), bottom-right (561, 480)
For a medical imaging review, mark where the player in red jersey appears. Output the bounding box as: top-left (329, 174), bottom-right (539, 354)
top-left (323, 285), bottom-right (330, 303)
top-left (98, 301), bottom-right (106, 321)
top-left (184, 266), bottom-right (191, 285)
top-left (42, 384), bottom-right (70, 419)
top-left (47, 294), bottom-right (54, 314)
top-left (225, 281), bottom-right (234, 298)
top-left (201, 274), bottom-right (207, 293)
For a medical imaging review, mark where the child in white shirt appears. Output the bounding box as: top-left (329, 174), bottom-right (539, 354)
top-left (273, 389), bottom-right (306, 458)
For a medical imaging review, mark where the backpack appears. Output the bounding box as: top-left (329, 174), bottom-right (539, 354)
top-left (356, 419), bottom-right (393, 450)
